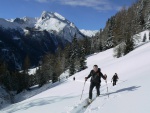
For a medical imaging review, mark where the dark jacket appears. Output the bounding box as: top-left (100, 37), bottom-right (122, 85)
top-left (112, 75), bottom-right (119, 81)
top-left (87, 68), bottom-right (105, 83)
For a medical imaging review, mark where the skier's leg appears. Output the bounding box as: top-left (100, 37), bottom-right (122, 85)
top-left (96, 83), bottom-right (100, 96)
top-left (113, 81), bottom-right (115, 86)
top-left (89, 83), bottom-right (94, 99)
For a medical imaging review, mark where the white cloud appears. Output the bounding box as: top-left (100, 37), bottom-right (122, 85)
top-left (35, 0), bottom-right (48, 3)
top-left (32, 0), bottom-right (121, 11)
top-left (62, 0), bottom-right (122, 11)
top-left (61, 0), bottom-right (107, 6)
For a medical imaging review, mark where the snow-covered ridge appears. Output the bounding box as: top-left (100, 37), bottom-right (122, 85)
top-left (54, 12), bottom-right (65, 21)
top-left (0, 18), bottom-right (19, 29)
top-left (80, 29), bottom-right (99, 37)
top-left (0, 16), bottom-right (38, 29)
top-left (0, 11), bottom-right (85, 42)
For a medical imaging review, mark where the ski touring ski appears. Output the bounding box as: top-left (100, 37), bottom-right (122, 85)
top-left (83, 97), bottom-right (97, 108)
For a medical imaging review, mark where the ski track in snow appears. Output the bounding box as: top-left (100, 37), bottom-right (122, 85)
top-left (68, 80), bottom-right (127, 113)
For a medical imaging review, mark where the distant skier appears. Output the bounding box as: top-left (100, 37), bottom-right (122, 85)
top-left (111, 73), bottom-right (119, 86)
top-left (73, 77), bottom-right (75, 81)
top-left (85, 65), bottom-right (106, 103)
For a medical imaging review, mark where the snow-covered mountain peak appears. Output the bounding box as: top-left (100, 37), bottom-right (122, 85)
top-left (35, 11), bottom-right (84, 41)
top-left (36, 12), bottom-right (67, 32)
top-left (41, 11), bottom-right (54, 20)
top-left (40, 11), bottom-right (66, 21)
top-left (80, 29), bottom-right (99, 37)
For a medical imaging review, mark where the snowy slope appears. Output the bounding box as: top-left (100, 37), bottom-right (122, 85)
top-left (134, 30), bottom-right (150, 46)
top-left (80, 29), bottom-right (99, 37)
top-left (1, 34), bottom-right (150, 113)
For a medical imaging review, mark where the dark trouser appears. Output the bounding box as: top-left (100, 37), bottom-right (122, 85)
top-left (113, 80), bottom-right (117, 86)
top-left (89, 82), bottom-right (100, 99)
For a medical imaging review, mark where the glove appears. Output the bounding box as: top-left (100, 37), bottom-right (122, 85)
top-left (85, 77), bottom-right (88, 81)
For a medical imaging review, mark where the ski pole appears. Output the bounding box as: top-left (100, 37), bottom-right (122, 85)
top-left (80, 81), bottom-right (86, 100)
top-left (105, 80), bottom-right (109, 98)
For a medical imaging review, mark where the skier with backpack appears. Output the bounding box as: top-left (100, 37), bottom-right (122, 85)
top-left (85, 65), bottom-right (106, 103)
top-left (111, 73), bottom-right (119, 86)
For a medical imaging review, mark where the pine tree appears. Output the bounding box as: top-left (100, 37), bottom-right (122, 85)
top-left (83, 37), bottom-right (91, 55)
top-left (90, 37), bottom-right (95, 53)
top-left (69, 35), bottom-right (79, 75)
top-left (149, 32), bottom-right (150, 41)
top-left (99, 39), bottom-right (103, 52)
top-left (23, 55), bottom-right (30, 74)
top-left (69, 48), bottom-right (76, 76)
top-left (72, 35), bottom-right (79, 57)
top-left (52, 73), bottom-right (58, 83)
top-left (143, 33), bottom-right (146, 42)
top-left (37, 68), bottom-right (47, 87)
top-left (64, 44), bottom-right (72, 69)
top-left (69, 57), bottom-right (75, 76)
top-left (0, 62), bottom-right (6, 85)
top-left (40, 55), bottom-right (54, 85)
top-left (0, 62), bottom-right (10, 90)
top-left (116, 45), bottom-right (122, 58)
top-left (37, 60), bottom-right (52, 87)
top-left (22, 55), bottom-right (30, 89)
top-left (79, 46), bottom-right (87, 71)
top-left (124, 34), bottom-right (134, 55)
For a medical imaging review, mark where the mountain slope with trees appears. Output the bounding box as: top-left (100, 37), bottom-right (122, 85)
top-left (92, 0), bottom-right (150, 57)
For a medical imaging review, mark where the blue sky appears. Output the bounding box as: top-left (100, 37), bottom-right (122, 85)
top-left (0, 0), bottom-right (136, 30)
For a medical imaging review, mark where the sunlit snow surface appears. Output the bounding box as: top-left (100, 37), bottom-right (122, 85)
top-left (1, 30), bottom-right (150, 113)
